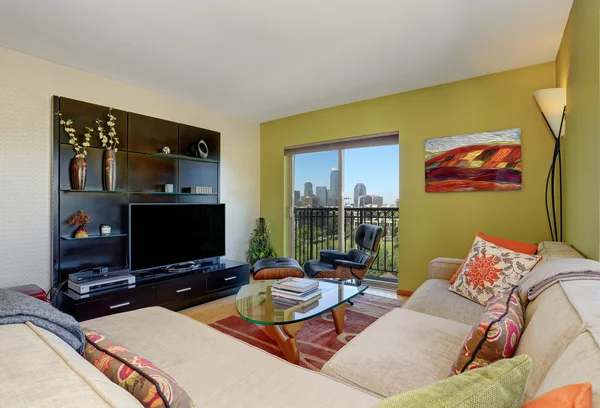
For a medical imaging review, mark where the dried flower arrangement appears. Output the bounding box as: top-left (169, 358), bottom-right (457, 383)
top-left (68, 210), bottom-right (92, 238)
top-left (56, 111), bottom-right (92, 157)
top-left (96, 107), bottom-right (119, 151)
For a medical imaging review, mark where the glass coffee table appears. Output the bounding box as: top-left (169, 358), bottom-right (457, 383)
top-left (235, 279), bottom-right (368, 364)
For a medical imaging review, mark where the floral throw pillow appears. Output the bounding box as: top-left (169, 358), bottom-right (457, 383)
top-left (83, 330), bottom-right (195, 408)
top-left (448, 236), bottom-right (541, 305)
top-left (449, 286), bottom-right (524, 376)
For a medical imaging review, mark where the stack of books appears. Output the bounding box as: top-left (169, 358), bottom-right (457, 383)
top-left (271, 278), bottom-right (321, 306)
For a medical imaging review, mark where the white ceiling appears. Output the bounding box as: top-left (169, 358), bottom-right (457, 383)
top-left (0, 0), bottom-right (572, 122)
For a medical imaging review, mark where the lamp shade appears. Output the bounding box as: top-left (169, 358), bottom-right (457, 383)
top-left (533, 88), bottom-right (566, 138)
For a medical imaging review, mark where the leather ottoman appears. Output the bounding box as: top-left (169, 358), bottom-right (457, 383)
top-left (253, 258), bottom-right (305, 280)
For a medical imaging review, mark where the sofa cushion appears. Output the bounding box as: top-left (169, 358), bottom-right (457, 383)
top-left (450, 286), bottom-right (524, 375)
top-left (84, 329), bottom-right (194, 408)
top-left (403, 279), bottom-right (484, 325)
top-left (0, 323), bottom-right (141, 408)
top-left (321, 308), bottom-right (472, 398)
top-left (374, 355), bottom-right (532, 408)
top-left (516, 283), bottom-right (586, 402)
top-left (83, 307), bottom-right (380, 408)
top-left (533, 329), bottom-right (600, 408)
top-left (449, 236), bottom-right (541, 306)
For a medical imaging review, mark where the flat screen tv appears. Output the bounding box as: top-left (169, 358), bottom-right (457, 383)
top-left (129, 203), bottom-right (225, 271)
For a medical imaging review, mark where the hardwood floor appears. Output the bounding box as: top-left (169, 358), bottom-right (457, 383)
top-left (180, 285), bottom-right (408, 324)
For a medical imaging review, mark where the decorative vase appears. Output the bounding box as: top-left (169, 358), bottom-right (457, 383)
top-left (103, 149), bottom-right (117, 191)
top-left (71, 156), bottom-right (87, 190)
top-left (75, 227), bottom-right (88, 239)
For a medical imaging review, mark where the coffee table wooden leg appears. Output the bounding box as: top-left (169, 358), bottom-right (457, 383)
top-left (261, 322), bottom-right (304, 364)
top-left (331, 303), bottom-right (347, 334)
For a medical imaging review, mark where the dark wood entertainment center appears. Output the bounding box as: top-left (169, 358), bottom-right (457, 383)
top-left (52, 96), bottom-right (249, 321)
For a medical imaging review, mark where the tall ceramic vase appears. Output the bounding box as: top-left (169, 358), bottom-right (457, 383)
top-left (71, 156), bottom-right (87, 190)
top-left (103, 149), bottom-right (117, 191)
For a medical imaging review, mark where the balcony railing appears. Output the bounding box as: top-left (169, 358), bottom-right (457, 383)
top-left (294, 207), bottom-right (399, 281)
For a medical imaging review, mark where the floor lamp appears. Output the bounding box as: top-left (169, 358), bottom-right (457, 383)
top-left (533, 88), bottom-right (566, 242)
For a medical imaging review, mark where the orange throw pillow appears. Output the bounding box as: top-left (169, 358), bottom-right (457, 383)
top-left (522, 383), bottom-right (592, 408)
top-left (450, 233), bottom-right (539, 284)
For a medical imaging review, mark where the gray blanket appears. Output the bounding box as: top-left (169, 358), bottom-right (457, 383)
top-left (518, 258), bottom-right (600, 303)
top-left (0, 289), bottom-right (85, 353)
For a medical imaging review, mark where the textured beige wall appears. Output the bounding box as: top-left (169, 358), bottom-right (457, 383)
top-left (0, 46), bottom-right (260, 290)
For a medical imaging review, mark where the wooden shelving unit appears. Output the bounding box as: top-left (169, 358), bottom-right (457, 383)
top-left (52, 96), bottom-right (221, 284)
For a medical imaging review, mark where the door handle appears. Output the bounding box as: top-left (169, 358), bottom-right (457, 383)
top-left (109, 302), bottom-right (131, 310)
top-left (224, 276), bottom-right (237, 281)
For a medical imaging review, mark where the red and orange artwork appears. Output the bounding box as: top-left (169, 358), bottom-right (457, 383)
top-left (425, 128), bottom-right (522, 192)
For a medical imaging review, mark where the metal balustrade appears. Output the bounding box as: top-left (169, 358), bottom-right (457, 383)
top-left (294, 207), bottom-right (399, 281)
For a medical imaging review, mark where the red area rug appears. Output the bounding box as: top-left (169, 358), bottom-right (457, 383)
top-left (210, 294), bottom-right (403, 371)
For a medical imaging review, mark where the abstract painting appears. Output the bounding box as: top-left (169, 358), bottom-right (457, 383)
top-left (425, 128), bottom-right (522, 192)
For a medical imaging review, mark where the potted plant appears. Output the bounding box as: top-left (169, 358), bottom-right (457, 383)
top-left (68, 210), bottom-right (92, 238)
top-left (246, 218), bottom-right (277, 269)
top-left (57, 112), bottom-right (92, 190)
top-left (97, 107), bottom-right (119, 191)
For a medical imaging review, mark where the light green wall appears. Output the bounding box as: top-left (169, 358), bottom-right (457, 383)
top-left (556, 0), bottom-right (600, 260)
top-left (260, 63), bottom-right (556, 292)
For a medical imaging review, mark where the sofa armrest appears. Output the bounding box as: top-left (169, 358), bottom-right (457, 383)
top-left (428, 257), bottom-right (463, 280)
top-left (320, 250), bottom-right (348, 264)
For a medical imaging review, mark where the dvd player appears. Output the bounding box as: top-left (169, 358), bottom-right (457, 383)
top-left (69, 267), bottom-right (131, 283)
top-left (68, 275), bottom-right (136, 294)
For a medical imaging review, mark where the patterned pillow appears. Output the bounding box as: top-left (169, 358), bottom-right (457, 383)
top-left (448, 236), bottom-right (541, 305)
top-left (449, 286), bottom-right (524, 376)
top-left (83, 330), bottom-right (195, 408)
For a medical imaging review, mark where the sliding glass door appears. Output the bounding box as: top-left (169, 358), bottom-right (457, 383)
top-left (289, 135), bottom-right (399, 282)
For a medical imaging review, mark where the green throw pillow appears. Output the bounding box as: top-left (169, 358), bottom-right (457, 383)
top-left (373, 355), bottom-right (532, 408)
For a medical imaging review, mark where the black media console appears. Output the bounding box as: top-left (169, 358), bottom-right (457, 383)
top-left (52, 96), bottom-right (249, 320)
top-left (55, 259), bottom-right (249, 321)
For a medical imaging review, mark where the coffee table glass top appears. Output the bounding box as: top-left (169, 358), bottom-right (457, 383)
top-left (235, 279), bottom-right (368, 325)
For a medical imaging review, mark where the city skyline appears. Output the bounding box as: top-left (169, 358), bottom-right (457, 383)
top-left (294, 145), bottom-right (399, 205)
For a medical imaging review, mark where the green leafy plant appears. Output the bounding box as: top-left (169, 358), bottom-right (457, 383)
top-left (246, 217), bottom-right (277, 266)
top-left (96, 107), bottom-right (119, 151)
top-left (56, 111), bottom-right (92, 157)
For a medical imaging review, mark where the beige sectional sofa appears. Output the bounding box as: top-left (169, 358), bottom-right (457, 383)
top-left (1, 241), bottom-right (599, 407)
top-left (321, 241), bottom-right (600, 406)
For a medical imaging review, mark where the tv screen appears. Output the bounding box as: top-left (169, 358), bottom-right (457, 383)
top-left (129, 203), bottom-right (225, 271)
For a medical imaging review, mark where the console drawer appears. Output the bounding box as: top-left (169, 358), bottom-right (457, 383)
top-left (206, 266), bottom-right (249, 293)
top-left (75, 287), bottom-right (156, 321)
top-left (156, 275), bottom-right (206, 304)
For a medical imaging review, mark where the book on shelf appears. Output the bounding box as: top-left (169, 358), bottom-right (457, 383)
top-left (273, 277), bottom-right (318, 293)
top-left (271, 287), bottom-right (322, 302)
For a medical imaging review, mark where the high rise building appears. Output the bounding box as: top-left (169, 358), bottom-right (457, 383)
top-left (358, 194), bottom-right (372, 207)
top-left (353, 183), bottom-right (366, 206)
top-left (315, 186), bottom-right (327, 208)
top-left (371, 194), bottom-right (384, 207)
top-left (326, 189), bottom-right (336, 206)
top-left (304, 181), bottom-right (313, 197)
top-left (294, 190), bottom-right (301, 206)
top-left (394, 198), bottom-right (399, 208)
top-left (329, 168), bottom-right (339, 205)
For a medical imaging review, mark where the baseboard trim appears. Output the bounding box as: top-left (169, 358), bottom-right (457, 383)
top-left (396, 289), bottom-right (414, 297)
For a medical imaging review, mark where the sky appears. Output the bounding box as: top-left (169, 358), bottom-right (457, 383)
top-left (294, 145), bottom-right (399, 205)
